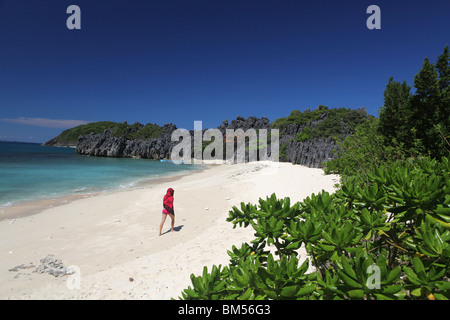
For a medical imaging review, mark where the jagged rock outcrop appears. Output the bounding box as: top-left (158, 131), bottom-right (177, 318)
top-left (76, 123), bottom-right (178, 159)
top-left (217, 115), bottom-right (271, 135)
top-left (217, 115), bottom-right (273, 162)
top-left (276, 109), bottom-right (366, 168)
top-left (50, 110), bottom-right (368, 168)
top-left (281, 136), bottom-right (337, 168)
top-left (279, 121), bottom-right (338, 168)
top-left (75, 117), bottom-right (273, 161)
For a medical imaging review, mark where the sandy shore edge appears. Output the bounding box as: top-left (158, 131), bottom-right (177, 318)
top-left (0, 164), bottom-right (208, 222)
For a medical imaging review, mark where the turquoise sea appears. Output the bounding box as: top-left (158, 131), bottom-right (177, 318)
top-left (0, 141), bottom-right (201, 207)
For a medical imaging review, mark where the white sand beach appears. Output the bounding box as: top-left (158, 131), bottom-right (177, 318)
top-left (0, 161), bottom-right (339, 300)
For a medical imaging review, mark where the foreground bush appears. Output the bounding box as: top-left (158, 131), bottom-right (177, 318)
top-left (177, 157), bottom-right (450, 300)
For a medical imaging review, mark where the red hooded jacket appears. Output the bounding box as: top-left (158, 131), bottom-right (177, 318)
top-left (163, 188), bottom-right (174, 214)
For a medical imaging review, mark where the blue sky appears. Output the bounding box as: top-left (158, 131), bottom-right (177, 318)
top-left (0, 0), bottom-right (449, 143)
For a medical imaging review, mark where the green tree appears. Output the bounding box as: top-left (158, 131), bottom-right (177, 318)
top-left (324, 117), bottom-right (403, 185)
top-left (436, 45), bottom-right (449, 91)
top-left (435, 45), bottom-right (450, 153)
top-left (410, 57), bottom-right (441, 157)
top-left (378, 77), bottom-right (412, 147)
top-left (378, 46), bottom-right (450, 159)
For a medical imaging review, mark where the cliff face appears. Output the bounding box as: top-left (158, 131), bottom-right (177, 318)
top-left (276, 107), bottom-right (368, 167)
top-left (75, 116), bottom-right (273, 161)
top-left (73, 115), bottom-right (336, 167)
top-left (279, 122), bottom-right (337, 167)
top-left (47, 108), bottom-right (369, 168)
top-left (76, 123), bottom-right (177, 159)
top-left (217, 115), bottom-right (271, 135)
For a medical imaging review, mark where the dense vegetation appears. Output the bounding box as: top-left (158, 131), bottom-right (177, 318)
top-left (45, 121), bottom-right (163, 145)
top-left (47, 121), bottom-right (119, 145)
top-left (379, 46), bottom-right (449, 160)
top-left (271, 105), bottom-right (369, 142)
top-left (176, 46), bottom-right (449, 300)
top-left (271, 105), bottom-right (371, 165)
top-left (325, 46), bottom-right (449, 182)
top-left (109, 122), bottom-right (163, 140)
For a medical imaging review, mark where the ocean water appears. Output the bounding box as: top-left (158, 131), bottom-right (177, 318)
top-left (0, 141), bottom-right (201, 207)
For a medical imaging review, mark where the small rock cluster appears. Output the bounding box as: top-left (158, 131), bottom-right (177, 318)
top-left (34, 255), bottom-right (75, 277)
top-left (9, 254), bottom-right (74, 278)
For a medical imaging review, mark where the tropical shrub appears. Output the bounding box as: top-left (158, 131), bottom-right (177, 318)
top-left (177, 156), bottom-right (450, 300)
top-left (322, 117), bottom-right (416, 186)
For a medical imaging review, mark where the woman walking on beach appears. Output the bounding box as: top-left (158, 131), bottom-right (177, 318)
top-left (159, 187), bottom-right (175, 236)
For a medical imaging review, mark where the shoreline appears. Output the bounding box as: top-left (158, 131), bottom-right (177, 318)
top-left (0, 163), bottom-right (208, 222)
top-left (0, 161), bottom-right (340, 299)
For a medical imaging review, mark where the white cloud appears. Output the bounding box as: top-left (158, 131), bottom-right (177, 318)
top-left (1, 117), bottom-right (90, 129)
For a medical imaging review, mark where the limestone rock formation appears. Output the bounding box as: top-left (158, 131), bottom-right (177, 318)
top-left (45, 109), bottom-right (369, 168)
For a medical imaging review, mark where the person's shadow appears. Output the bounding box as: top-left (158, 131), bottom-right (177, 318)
top-left (174, 225), bottom-right (184, 232)
top-left (161, 224), bottom-right (184, 235)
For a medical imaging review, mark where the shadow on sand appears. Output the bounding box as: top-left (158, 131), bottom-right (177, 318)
top-left (161, 224), bottom-right (184, 236)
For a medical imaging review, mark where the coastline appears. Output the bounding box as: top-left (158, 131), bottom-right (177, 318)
top-left (0, 161), bottom-right (339, 299)
top-left (0, 163), bottom-right (207, 222)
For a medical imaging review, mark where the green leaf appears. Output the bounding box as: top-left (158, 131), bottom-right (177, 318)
top-left (435, 206), bottom-right (450, 215)
top-left (337, 270), bottom-right (362, 288)
top-left (433, 293), bottom-right (449, 300)
top-left (318, 242), bottom-right (336, 252)
top-left (297, 283), bottom-right (316, 297)
top-left (418, 246), bottom-right (439, 258)
top-left (264, 289), bottom-right (278, 300)
top-left (287, 240), bottom-right (302, 250)
top-left (361, 208), bottom-right (372, 225)
top-left (280, 285), bottom-right (299, 298)
top-left (384, 267), bottom-right (401, 284)
top-left (363, 229), bottom-right (373, 241)
top-left (239, 288), bottom-right (254, 300)
top-left (426, 214), bottom-right (450, 229)
top-left (183, 288), bottom-right (199, 299)
top-left (412, 257), bottom-right (426, 281)
top-left (436, 281), bottom-right (450, 291)
top-left (341, 257), bottom-right (357, 279)
top-left (348, 289), bottom-right (365, 299)
top-left (322, 231), bottom-right (336, 245)
top-left (411, 288), bottom-right (422, 297)
top-left (215, 279), bottom-right (226, 292)
top-left (422, 229), bottom-right (437, 249)
top-left (381, 284), bottom-right (403, 295)
top-left (373, 293), bottom-right (395, 300)
top-left (403, 266), bottom-right (421, 285)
